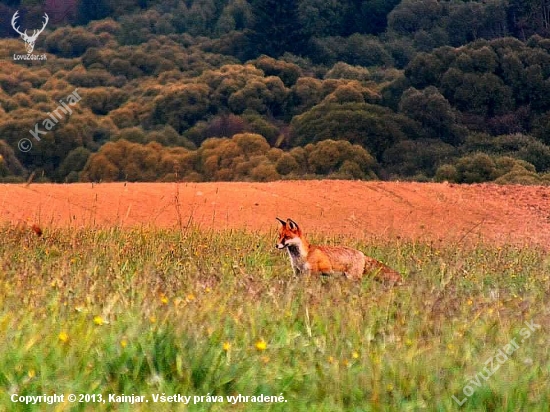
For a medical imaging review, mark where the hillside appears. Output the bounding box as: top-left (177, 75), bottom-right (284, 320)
top-left (2, 1), bottom-right (550, 185)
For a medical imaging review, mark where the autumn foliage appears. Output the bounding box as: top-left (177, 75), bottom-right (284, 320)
top-left (2, 1), bottom-right (550, 185)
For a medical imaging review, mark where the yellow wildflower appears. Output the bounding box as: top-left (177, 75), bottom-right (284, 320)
top-left (58, 331), bottom-right (69, 343)
top-left (93, 316), bottom-right (103, 326)
top-left (223, 341), bottom-right (231, 352)
top-left (255, 339), bottom-right (267, 351)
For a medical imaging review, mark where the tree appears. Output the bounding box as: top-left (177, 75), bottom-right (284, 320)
top-left (248, 0), bottom-right (308, 58)
top-left (45, 27), bottom-right (101, 58)
top-left (288, 77), bottom-right (325, 114)
top-left (216, 0), bottom-right (253, 34)
top-left (398, 86), bottom-right (463, 144)
top-left (227, 77), bottom-right (288, 116)
top-left (81, 140), bottom-right (196, 182)
top-left (151, 84), bottom-right (212, 133)
top-left (450, 73), bottom-right (514, 117)
top-left (306, 139), bottom-right (378, 178)
top-left (251, 55), bottom-right (302, 87)
top-left (405, 52), bottom-right (447, 89)
top-left (0, 140), bottom-right (26, 177)
top-left (77, 0), bottom-right (112, 25)
top-left (387, 0), bottom-right (443, 36)
top-left (291, 102), bottom-right (422, 159)
top-left (297, 0), bottom-right (347, 37)
top-left (508, 0), bottom-right (550, 39)
top-left (325, 62), bottom-right (371, 82)
top-left (276, 153), bottom-right (300, 175)
top-left (447, 1), bottom-right (506, 46)
top-left (56, 147), bottom-right (91, 182)
top-left (185, 0), bottom-right (220, 36)
top-left (454, 153), bottom-right (497, 183)
top-left (352, 0), bottom-right (402, 36)
top-left (383, 139), bottom-right (457, 177)
top-left (437, 153), bottom-right (540, 184)
top-left (323, 83), bottom-right (365, 104)
top-left (84, 88), bottom-right (128, 115)
top-left (464, 133), bottom-right (550, 172)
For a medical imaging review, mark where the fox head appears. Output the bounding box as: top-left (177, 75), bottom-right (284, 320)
top-left (276, 217), bottom-right (302, 249)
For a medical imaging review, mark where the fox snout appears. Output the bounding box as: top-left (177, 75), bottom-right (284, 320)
top-left (276, 241), bottom-right (286, 249)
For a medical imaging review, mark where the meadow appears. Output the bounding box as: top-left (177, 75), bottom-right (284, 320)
top-left (0, 224), bottom-right (548, 411)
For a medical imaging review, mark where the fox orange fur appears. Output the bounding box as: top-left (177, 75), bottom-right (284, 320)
top-left (276, 218), bottom-right (402, 284)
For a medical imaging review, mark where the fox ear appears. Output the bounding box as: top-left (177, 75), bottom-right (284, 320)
top-left (287, 218), bottom-right (299, 231)
top-left (276, 217), bottom-right (286, 226)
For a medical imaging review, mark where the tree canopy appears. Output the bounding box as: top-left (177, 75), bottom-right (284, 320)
top-left (2, 0), bottom-right (550, 185)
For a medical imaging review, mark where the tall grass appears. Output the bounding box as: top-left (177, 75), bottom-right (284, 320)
top-left (0, 225), bottom-right (548, 411)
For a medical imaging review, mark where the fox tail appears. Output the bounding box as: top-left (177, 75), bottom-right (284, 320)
top-left (364, 257), bottom-right (403, 284)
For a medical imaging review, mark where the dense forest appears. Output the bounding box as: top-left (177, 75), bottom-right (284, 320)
top-left (3, 0), bottom-right (550, 184)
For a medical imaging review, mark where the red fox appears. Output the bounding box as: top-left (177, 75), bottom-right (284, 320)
top-left (276, 218), bottom-right (402, 284)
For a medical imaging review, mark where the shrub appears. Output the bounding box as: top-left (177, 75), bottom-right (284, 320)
top-left (324, 62), bottom-right (371, 82)
top-left (276, 153), bottom-right (300, 175)
top-left (435, 164), bottom-right (458, 182)
top-left (251, 55), bottom-right (302, 87)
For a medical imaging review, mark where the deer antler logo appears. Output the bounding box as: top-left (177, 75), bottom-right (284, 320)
top-left (11, 11), bottom-right (49, 54)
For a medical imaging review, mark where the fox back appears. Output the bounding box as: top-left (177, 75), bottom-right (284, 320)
top-left (276, 218), bottom-right (402, 284)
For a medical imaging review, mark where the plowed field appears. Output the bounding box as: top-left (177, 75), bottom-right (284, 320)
top-left (1, 181), bottom-right (549, 247)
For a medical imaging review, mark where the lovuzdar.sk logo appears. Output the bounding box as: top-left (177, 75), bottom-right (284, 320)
top-left (11, 10), bottom-right (48, 61)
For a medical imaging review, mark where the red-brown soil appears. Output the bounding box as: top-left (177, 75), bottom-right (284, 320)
top-left (1, 181), bottom-right (549, 248)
